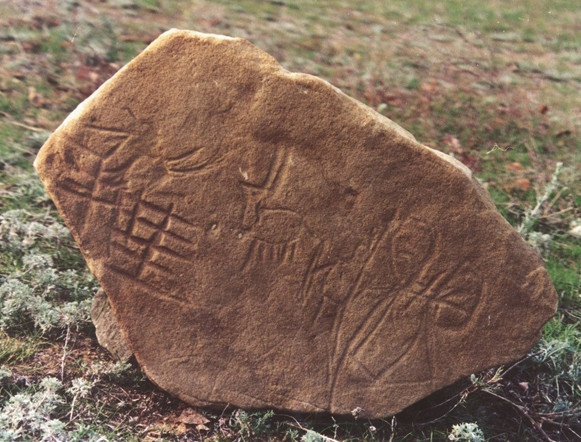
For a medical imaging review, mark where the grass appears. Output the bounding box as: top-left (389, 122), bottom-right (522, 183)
top-left (0, 332), bottom-right (42, 366)
top-left (0, 0), bottom-right (580, 440)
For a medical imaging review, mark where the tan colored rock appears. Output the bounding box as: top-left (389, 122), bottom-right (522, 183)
top-left (91, 289), bottom-right (133, 362)
top-left (34, 29), bottom-right (557, 417)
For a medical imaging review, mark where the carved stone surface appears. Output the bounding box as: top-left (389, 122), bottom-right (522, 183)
top-left (34, 29), bottom-right (557, 417)
top-left (91, 289), bottom-right (133, 362)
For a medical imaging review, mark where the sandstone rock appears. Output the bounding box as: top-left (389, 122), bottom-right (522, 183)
top-left (34, 29), bottom-right (557, 417)
top-left (91, 289), bottom-right (133, 362)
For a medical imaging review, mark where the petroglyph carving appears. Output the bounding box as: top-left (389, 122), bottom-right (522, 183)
top-left (108, 191), bottom-right (198, 294)
top-left (238, 149), bottom-right (309, 269)
top-left (35, 30), bottom-right (557, 418)
top-left (327, 216), bottom-right (482, 402)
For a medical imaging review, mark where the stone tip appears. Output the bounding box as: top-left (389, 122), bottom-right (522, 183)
top-left (160, 28), bottom-right (239, 43)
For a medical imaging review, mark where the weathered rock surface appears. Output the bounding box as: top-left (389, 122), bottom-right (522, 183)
top-left (91, 289), bottom-right (133, 362)
top-left (35, 29), bottom-right (557, 417)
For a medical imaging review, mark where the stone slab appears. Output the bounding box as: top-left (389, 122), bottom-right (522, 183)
top-left (34, 29), bottom-right (557, 417)
top-left (91, 289), bottom-right (133, 362)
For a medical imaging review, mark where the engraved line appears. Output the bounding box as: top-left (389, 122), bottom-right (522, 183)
top-left (257, 207), bottom-right (303, 217)
top-left (241, 239), bottom-right (257, 271)
top-left (346, 227), bottom-right (390, 304)
top-left (328, 224), bottom-right (391, 407)
top-left (110, 241), bottom-right (147, 263)
top-left (268, 244), bottom-right (276, 261)
top-left (124, 105), bottom-right (138, 122)
top-left (321, 292), bottom-right (339, 306)
top-left (253, 335), bottom-right (289, 363)
top-left (98, 172), bottom-right (125, 187)
top-left (134, 202), bottom-right (174, 278)
top-left (86, 123), bottom-right (130, 136)
top-left (241, 182), bottom-right (269, 190)
top-left (310, 293), bottom-right (340, 330)
top-left (278, 243), bottom-right (287, 261)
top-left (59, 179), bottom-right (92, 198)
top-left (170, 213), bottom-right (195, 226)
top-left (107, 263), bottom-right (141, 280)
top-left (87, 158), bottom-right (103, 207)
top-left (305, 264), bottom-right (336, 304)
top-left (331, 226), bottom-right (389, 355)
top-left (341, 292), bottom-right (390, 361)
top-left (163, 229), bottom-right (196, 246)
top-left (136, 217), bottom-right (160, 229)
top-left (107, 264), bottom-right (191, 308)
top-left (331, 230), bottom-right (444, 400)
top-left (165, 152), bottom-right (220, 173)
top-left (146, 259), bottom-right (172, 274)
top-left (241, 148), bottom-right (288, 190)
top-left (333, 241), bottom-right (473, 394)
top-left (286, 242), bottom-right (296, 261)
top-left (91, 197), bottom-right (117, 208)
top-left (383, 379), bottom-right (433, 386)
top-left (299, 241), bottom-right (324, 304)
top-left (424, 308), bottom-right (435, 387)
top-left (138, 198), bottom-right (171, 216)
top-left (123, 192), bottom-right (143, 245)
top-left (265, 148), bottom-right (287, 189)
top-left (152, 245), bottom-right (192, 261)
top-left (101, 157), bottom-right (134, 174)
top-left (352, 357), bottom-right (378, 380)
top-left (165, 146), bottom-right (205, 162)
top-left (349, 297), bottom-right (409, 380)
top-left (112, 228), bottom-right (147, 244)
top-left (431, 297), bottom-right (473, 312)
top-left (209, 375), bottom-right (220, 401)
top-left (366, 379), bottom-right (433, 387)
top-left (60, 161), bottom-right (120, 210)
top-left (64, 138), bottom-right (109, 159)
